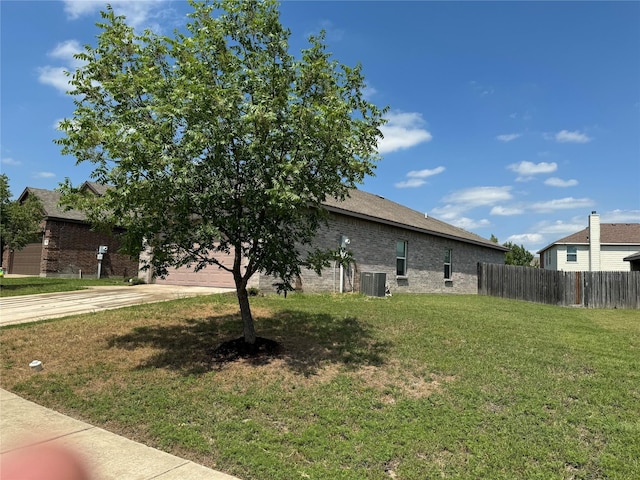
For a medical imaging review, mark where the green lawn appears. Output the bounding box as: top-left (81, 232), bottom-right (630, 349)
top-left (0, 276), bottom-right (130, 297)
top-left (1, 293), bottom-right (638, 479)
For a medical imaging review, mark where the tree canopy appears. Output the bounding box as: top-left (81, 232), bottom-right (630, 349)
top-left (490, 234), bottom-right (535, 267)
top-left (57, 0), bottom-right (386, 344)
top-left (0, 175), bottom-right (44, 256)
top-left (503, 242), bottom-right (535, 267)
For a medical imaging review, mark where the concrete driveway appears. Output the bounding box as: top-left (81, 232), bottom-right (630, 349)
top-left (0, 284), bottom-right (234, 327)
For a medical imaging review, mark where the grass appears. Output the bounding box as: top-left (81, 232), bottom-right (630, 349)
top-left (1, 293), bottom-right (639, 479)
top-left (0, 276), bottom-right (130, 297)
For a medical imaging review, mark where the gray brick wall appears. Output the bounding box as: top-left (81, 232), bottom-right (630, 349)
top-left (256, 213), bottom-right (505, 294)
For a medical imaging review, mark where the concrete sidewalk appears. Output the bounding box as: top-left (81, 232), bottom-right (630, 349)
top-left (0, 284), bottom-right (234, 326)
top-left (0, 389), bottom-right (241, 479)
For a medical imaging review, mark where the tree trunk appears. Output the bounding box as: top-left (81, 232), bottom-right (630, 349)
top-left (237, 284), bottom-right (256, 344)
top-left (233, 245), bottom-right (256, 345)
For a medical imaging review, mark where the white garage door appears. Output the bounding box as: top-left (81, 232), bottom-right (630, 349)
top-left (155, 251), bottom-right (236, 288)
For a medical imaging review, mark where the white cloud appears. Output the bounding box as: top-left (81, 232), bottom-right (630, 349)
top-left (395, 166), bottom-right (445, 189)
top-left (555, 130), bottom-right (592, 143)
top-left (38, 40), bottom-right (85, 94)
top-left (63, 0), bottom-right (170, 30)
top-left (430, 206), bottom-right (492, 229)
top-left (496, 133), bottom-right (521, 142)
top-left (506, 233), bottom-right (544, 244)
top-left (406, 166), bottom-right (445, 179)
top-left (430, 204), bottom-right (465, 221)
top-left (395, 178), bottom-right (425, 188)
top-left (490, 205), bottom-right (524, 216)
top-left (450, 217), bottom-right (491, 230)
top-left (34, 172), bottom-right (56, 178)
top-left (443, 186), bottom-right (513, 208)
top-left (533, 219), bottom-right (586, 236)
top-left (530, 197), bottom-right (594, 212)
top-left (377, 112), bottom-right (433, 154)
top-left (544, 177), bottom-right (578, 187)
top-left (508, 161), bottom-right (557, 180)
top-left (49, 40), bottom-right (84, 68)
top-left (1, 157), bottom-right (21, 166)
top-left (362, 84), bottom-right (377, 100)
top-left (431, 186), bottom-right (511, 229)
top-left (602, 209), bottom-right (640, 223)
top-left (38, 66), bottom-right (72, 94)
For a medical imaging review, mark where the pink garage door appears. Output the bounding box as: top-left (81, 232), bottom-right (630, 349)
top-left (155, 250), bottom-right (236, 288)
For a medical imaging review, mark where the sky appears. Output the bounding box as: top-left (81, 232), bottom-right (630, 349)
top-left (1, 1), bottom-right (639, 254)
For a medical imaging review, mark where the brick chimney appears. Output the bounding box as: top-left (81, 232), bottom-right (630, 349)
top-left (588, 211), bottom-right (600, 271)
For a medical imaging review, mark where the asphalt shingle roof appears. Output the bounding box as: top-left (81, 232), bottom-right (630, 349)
top-left (19, 188), bottom-right (88, 222)
top-left (19, 185), bottom-right (505, 251)
top-left (323, 189), bottom-right (507, 251)
top-left (550, 224), bottom-right (640, 245)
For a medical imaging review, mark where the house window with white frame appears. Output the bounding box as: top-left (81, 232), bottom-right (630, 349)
top-left (567, 246), bottom-right (577, 262)
top-left (396, 240), bottom-right (407, 277)
top-left (444, 248), bottom-right (452, 280)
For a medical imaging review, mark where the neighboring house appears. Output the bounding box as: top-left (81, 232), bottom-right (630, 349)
top-left (624, 252), bottom-right (640, 271)
top-left (151, 189), bottom-right (508, 294)
top-left (538, 211), bottom-right (640, 272)
top-left (1, 183), bottom-right (139, 278)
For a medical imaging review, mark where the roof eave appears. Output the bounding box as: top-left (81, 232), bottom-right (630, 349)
top-left (323, 204), bottom-right (509, 252)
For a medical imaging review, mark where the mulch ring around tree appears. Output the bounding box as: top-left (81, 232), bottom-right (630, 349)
top-left (212, 336), bottom-right (282, 365)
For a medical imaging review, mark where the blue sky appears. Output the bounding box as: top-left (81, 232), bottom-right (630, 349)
top-left (1, 1), bottom-right (639, 253)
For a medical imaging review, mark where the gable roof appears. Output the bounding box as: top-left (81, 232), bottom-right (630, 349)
top-left (18, 187), bottom-right (88, 222)
top-left (17, 182), bottom-right (110, 223)
top-left (81, 181), bottom-right (109, 196)
top-left (18, 185), bottom-right (505, 251)
top-left (323, 189), bottom-right (507, 251)
top-left (538, 223), bottom-right (640, 253)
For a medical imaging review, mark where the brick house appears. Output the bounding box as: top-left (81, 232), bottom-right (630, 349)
top-left (2, 183), bottom-right (139, 278)
top-left (252, 189), bottom-right (508, 294)
top-left (150, 189), bottom-right (508, 294)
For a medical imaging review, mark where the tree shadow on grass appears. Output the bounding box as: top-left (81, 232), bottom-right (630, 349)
top-left (106, 309), bottom-right (391, 376)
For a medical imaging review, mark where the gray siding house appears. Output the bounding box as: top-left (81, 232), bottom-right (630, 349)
top-left (252, 189), bottom-right (507, 294)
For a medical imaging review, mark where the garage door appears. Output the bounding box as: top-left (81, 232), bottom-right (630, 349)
top-left (155, 251), bottom-right (236, 288)
top-left (9, 242), bottom-right (42, 275)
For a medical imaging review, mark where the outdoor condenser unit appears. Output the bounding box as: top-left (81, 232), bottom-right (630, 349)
top-left (360, 272), bottom-right (386, 297)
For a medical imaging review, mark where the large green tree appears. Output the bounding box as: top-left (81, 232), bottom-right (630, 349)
top-left (0, 175), bottom-right (43, 257)
top-left (503, 241), bottom-right (535, 267)
top-left (57, 0), bottom-right (386, 344)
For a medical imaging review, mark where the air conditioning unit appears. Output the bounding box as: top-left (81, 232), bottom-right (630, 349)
top-left (360, 272), bottom-right (386, 297)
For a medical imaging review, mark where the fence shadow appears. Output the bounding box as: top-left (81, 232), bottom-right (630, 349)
top-left (106, 309), bottom-right (390, 376)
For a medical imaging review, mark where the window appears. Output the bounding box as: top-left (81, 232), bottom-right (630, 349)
top-left (396, 241), bottom-right (407, 276)
top-left (444, 248), bottom-right (452, 279)
top-left (567, 246), bottom-right (577, 262)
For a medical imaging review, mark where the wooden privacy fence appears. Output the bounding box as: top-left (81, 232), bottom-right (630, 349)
top-left (477, 263), bottom-right (640, 309)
